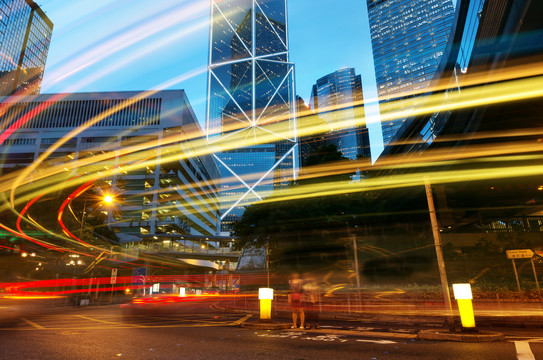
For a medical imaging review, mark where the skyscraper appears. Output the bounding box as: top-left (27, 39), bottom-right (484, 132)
top-left (206, 0), bottom-right (297, 232)
top-left (309, 68), bottom-right (368, 160)
top-left (0, 0), bottom-right (53, 96)
top-left (367, 0), bottom-right (455, 145)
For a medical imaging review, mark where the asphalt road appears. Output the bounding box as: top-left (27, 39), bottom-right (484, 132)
top-left (0, 303), bottom-right (542, 360)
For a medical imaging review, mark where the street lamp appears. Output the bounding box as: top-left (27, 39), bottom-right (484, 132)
top-left (66, 258), bottom-right (84, 305)
top-left (79, 193), bottom-right (115, 239)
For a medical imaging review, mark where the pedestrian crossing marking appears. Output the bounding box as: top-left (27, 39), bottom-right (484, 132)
top-left (20, 317), bottom-right (45, 330)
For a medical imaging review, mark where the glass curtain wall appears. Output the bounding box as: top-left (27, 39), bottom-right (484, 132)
top-left (206, 0), bottom-right (297, 232)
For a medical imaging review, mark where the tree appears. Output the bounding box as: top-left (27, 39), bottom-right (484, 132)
top-left (232, 144), bottom-right (387, 272)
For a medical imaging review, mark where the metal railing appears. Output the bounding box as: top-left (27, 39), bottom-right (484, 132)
top-left (125, 237), bottom-right (241, 258)
top-left (481, 217), bottom-right (543, 233)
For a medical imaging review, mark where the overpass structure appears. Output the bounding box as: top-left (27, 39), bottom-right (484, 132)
top-left (123, 234), bottom-right (241, 263)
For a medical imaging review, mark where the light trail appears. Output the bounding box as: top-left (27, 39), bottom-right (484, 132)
top-left (1, 55), bottom-right (542, 261)
top-left (57, 181), bottom-right (95, 247)
top-left (44, 1), bottom-right (209, 89)
top-left (5, 70), bottom-right (543, 208)
top-left (257, 162), bottom-right (543, 206)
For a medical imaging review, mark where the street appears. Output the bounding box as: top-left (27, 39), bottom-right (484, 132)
top-left (1, 303), bottom-right (542, 360)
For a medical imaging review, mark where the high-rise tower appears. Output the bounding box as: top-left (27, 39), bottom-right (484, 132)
top-left (367, 0), bottom-right (455, 145)
top-left (0, 0), bottom-right (53, 96)
top-left (206, 0), bottom-right (297, 232)
top-left (309, 68), bottom-right (367, 160)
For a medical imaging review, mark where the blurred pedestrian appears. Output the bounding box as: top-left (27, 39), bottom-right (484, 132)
top-left (302, 273), bottom-right (320, 329)
top-left (288, 272), bottom-right (304, 329)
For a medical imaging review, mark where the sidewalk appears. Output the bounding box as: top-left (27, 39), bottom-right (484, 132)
top-left (222, 295), bottom-right (543, 329)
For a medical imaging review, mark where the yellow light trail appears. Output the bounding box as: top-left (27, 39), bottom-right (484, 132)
top-left (5, 64), bottom-right (543, 204)
top-left (1, 59), bottom-right (543, 253)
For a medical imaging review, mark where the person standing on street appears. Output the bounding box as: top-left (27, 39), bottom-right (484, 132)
top-left (302, 273), bottom-right (320, 330)
top-left (288, 273), bottom-right (304, 329)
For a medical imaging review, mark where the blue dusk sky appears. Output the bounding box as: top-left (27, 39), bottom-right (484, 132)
top-left (37, 0), bottom-right (383, 161)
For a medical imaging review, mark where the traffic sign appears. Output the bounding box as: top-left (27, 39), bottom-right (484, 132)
top-left (110, 268), bottom-right (118, 284)
top-left (132, 267), bottom-right (147, 285)
top-left (506, 249), bottom-right (534, 259)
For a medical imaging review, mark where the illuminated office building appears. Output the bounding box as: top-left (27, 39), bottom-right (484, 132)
top-left (0, 90), bottom-right (221, 241)
top-left (206, 0), bottom-right (297, 232)
top-left (367, 0), bottom-right (455, 145)
top-left (0, 0), bottom-right (53, 96)
top-left (309, 68), bottom-right (368, 160)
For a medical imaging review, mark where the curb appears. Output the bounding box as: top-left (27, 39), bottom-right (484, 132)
top-left (241, 321), bottom-right (292, 330)
top-left (418, 330), bottom-right (505, 342)
top-left (219, 305), bottom-right (543, 329)
top-left (293, 328), bottom-right (417, 340)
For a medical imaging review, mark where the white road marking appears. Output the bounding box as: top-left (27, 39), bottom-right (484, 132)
top-left (509, 337), bottom-right (543, 343)
top-left (515, 341), bottom-right (535, 360)
top-left (357, 339), bottom-right (397, 345)
top-left (74, 315), bottom-right (144, 328)
top-left (20, 318), bottom-right (45, 330)
top-left (232, 314), bottom-right (252, 325)
top-left (304, 335), bottom-right (347, 342)
top-left (257, 332), bottom-right (347, 342)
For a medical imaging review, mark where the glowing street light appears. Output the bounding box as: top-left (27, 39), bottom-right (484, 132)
top-left (79, 193), bottom-right (116, 239)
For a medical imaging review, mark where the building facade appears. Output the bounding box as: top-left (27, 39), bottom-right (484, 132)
top-left (367, 0), bottom-right (455, 145)
top-left (0, 0), bottom-right (53, 96)
top-left (297, 96), bottom-right (323, 166)
top-left (371, 0), bottom-right (543, 251)
top-left (309, 68), bottom-right (368, 160)
top-left (206, 0), bottom-right (297, 232)
top-left (0, 90), bottom-right (221, 241)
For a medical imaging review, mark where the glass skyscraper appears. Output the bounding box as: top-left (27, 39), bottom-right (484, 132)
top-left (367, 0), bottom-right (455, 145)
top-left (309, 68), bottom-right (367, 160)
top-left (420, 0), bottom-right (485, 146)
top-left (206, 0), bottom-right (297, 232)
top-left (0, 0), bottom-right (53, 96)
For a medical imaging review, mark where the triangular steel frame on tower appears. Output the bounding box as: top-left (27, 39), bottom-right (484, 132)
top-left (206, 0), bottom-right (298, 232)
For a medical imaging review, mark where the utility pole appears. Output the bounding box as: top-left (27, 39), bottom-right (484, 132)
top-left (425, 179), bottom-right (455, 330)
top-left (266, 242), bottom-right (270, 288)
top-left (79, 197), bottom-right (87, 240)
top-left (347, 221), bottom-right (361, 300)
top-left (353, 235), bottom-right (361, 302)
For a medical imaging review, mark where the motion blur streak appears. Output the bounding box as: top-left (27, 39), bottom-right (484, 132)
top-left (0, 218), bottom-right (61, 251)
top-left (45, 2), bottom-right (208, 88)
top-left (3, 295), bottom-right (65, 300)
top-left (16, 194), bottom-right (44, 235)
top-left (373, 59), bottom-right (543, 104)
top-left (3, 72), bottom-right (541, 209)
top-left (1, 59), bottom-right (542, 258)
top-left (0, 94), bottom-right (66, 146)
top-left (2, 69), bottom-right (207, 211)
top-left (1, 274), bottom-right (254, 297)
top-left (259, 162), bottom-right (543, 205)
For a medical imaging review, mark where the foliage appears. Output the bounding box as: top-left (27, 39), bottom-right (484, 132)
top-left (231, 144), bottom-right (434, 271)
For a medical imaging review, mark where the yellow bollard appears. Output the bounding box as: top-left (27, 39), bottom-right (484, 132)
top-left (452, 284), bottom-right (476, 329)
top-left (259, 288), bottom-right (273, 320)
